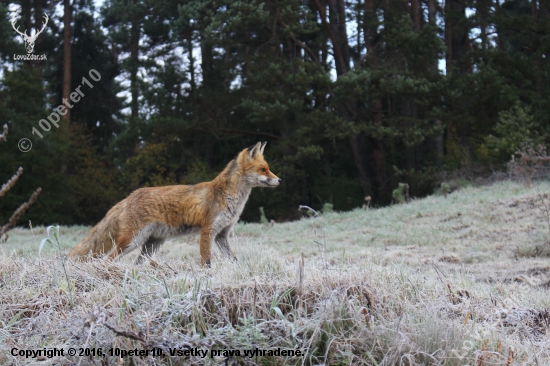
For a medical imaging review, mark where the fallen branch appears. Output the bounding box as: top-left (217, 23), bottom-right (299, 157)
top-left (104, 323), bottom-right (199, 352)
top-left (104, 323), bottom-right (148, 345)
top-left (0, 167), bottom-right (23, 198)
top-left (298, 205), bottom-right (319, 217)
top-left (1, 124), bottom-right (42, 242)
top-left (0, 124), bottom-right (7, 142)
top-left (1, 187), bottom-right (42, 242)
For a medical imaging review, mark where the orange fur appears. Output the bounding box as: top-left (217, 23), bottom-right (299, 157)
top-left (68, 142), bottom-right (280, 266)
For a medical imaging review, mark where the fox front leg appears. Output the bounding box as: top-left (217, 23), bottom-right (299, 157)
top-left (215, 227), bottom-right (237, 262)
top-left (199, 227), bottom-right (213, 268)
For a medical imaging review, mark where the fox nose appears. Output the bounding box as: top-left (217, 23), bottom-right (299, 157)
top-left (278, 179), bottom-right (282, 183)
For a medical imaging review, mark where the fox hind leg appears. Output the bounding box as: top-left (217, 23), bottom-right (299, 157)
top-left (136, 238), bottom-right (165, 264)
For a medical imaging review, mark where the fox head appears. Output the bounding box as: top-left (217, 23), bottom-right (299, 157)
top-left (237, 141), bottom-right (281, 188)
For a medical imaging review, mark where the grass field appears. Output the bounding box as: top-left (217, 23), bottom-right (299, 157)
top-left (1, 180), bottom-right (550, 365)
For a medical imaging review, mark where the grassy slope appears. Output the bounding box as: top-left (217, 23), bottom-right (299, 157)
top-left (1, 180), bottom-right (550, 365)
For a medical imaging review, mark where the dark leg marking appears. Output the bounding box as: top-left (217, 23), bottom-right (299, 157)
top-left (136, 237), bottom-right (165, 264)
top-left (215, 227), bottom-right (235, 260)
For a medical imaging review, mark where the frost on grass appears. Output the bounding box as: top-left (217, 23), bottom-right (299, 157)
top-left (1, 181), bottom-right (550, 365)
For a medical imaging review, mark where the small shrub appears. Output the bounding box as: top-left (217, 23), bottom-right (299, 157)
top-left (514, 243), bottom-right (550, 258)
top-left (507, 143), bottom-right (550, 187)
top-left (482, 102), bottom-right (546, 162)
top-left (321, 202), bottom-right (333, 214)
top-left (392, 183), bottom-right (409, 203)
top-left (434, 178), bottom-right (471, 196)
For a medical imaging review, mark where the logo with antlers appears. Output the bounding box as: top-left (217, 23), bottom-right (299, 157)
top-left (11, 14), bottom-right (48, 54)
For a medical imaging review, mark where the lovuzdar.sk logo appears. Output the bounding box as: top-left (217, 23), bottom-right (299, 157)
top-left (11, 13), bottom-right (48, 61)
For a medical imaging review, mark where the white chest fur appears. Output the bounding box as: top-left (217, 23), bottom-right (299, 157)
top-left (213, 184), bottom-right (252, 233)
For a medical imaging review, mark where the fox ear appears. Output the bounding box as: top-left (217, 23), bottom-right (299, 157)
top-left (247, 141), bottom-right (262, 159)
top-left (259, 141), bottom-right (267, 155)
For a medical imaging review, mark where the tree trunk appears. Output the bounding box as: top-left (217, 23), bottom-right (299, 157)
top-left (130, 19), bottom-right (140, 124)
top-left (314, 0), bottom-right (374, 197)
top-left (62, 0), bottom-right (72, 127)
top-left (410, 0), bottom-right (421, 31)
top-left (371, 98), bottom-right (387, 198)
top-left (445, 0), bottom-right (453, 74)
top-left (328, 0), bottom-right (351, 72)
top-left (494, 0), bottom-right (504, 50)
top-left (434, 119), bottom-right (444, 162)
top-left (22, 0), bottom-right (32, 70)
top-left (428, 0), bottom-right (437, 24)
top-left (200, 34), bottom-right (214, 90)
top-left (187, 35), bottom-right (196, 93)
top-left (540, 0), bottom-right (547, 16)
top-left (349, 135), bottom-right (371, 195)
top-left (366, 0), bottom-right (388, 200)
top-left (539, 0), bottom-right (547, 94)
top-left (445, 0), bottom-right (471, 151)
top-left (533, 0), bottom-right (543, 97)
top-left (34, 0), bottom-right (45, 58)
top-left (445, 0), bottom-right (469, 75)
top-left (478, 0), bottom-right (489, 50)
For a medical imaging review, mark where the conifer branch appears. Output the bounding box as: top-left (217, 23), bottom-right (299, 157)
top-left (218, 128), bottom-right (282, 140)
top-left (278, 18), bottom-right (321, 66)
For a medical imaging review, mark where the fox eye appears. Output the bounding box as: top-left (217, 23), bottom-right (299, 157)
top-left (260, 168), bottom-right (267, 173)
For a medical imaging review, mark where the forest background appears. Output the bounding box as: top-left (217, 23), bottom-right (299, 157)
top-left (0, 0), bottom-right (548, 225)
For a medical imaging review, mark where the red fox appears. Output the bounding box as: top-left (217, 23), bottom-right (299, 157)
top-left (68, 142), bottom-right (280, 266)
